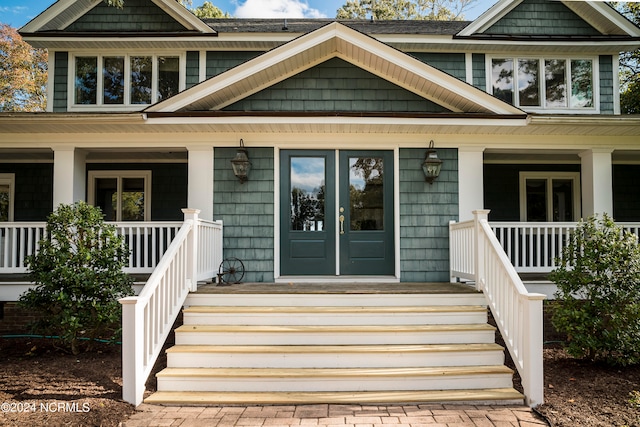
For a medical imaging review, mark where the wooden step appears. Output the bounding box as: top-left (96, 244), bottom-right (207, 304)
top-left (156, 365), bottom-right (515, 392)
top-left (174, 323), bottom-right (497, 345)
top-left (182, 305), bottom-right (488, 325)
top-left (144, 388), bottom-right (525, 406)
top-left (165, 343), bottom-right (505, 368)
top-left (185, 290), bottom-right (486, 308)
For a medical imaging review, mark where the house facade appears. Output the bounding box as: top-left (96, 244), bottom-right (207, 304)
top-left (0, 0), bottom-right (638, 290)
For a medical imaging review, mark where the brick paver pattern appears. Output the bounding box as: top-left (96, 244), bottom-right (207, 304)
top-left (122, 404), bottom-right (549, 427)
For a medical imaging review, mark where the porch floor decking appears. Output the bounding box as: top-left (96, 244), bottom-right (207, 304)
top-left (194, 282), bottom-right (479, 294)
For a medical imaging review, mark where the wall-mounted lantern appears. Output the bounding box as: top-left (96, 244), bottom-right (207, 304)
top-left (230, 139), bottom-right (251, 183)
top-left (422, 140), bottom-right (443, 184)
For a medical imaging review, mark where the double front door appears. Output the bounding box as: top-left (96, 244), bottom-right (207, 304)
top-left (280, 150), bottom-right (394, 276)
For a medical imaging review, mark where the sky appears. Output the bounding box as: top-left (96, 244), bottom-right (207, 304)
top-left (0, 0), bottom-right (497, 29)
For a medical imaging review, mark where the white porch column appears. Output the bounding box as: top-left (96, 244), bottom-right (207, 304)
top-left (52, 146), bottom-right (86, 209)
top-left (187, 146), bottom-right (214, 221)
top-left (458, 147), bottom-right (485, 221)
top-left (579, 148), bottom-right (614, 217)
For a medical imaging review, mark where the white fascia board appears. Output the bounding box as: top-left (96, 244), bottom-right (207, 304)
top-left (584, 1), bottom-right (640, 37)
top-left (20, 0), bottom-right (100, 32)
top-left (151, 0), bottom-right (215, 33)
top-left (458, 0), bottom-right (524, 36)
top-left (144, 115), bottom-right (529, 127)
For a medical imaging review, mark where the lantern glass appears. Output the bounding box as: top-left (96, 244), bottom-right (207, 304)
top-left (422, 149), bottom-right (442, 184)
top-left (231, 148), bottom-right (251, 183)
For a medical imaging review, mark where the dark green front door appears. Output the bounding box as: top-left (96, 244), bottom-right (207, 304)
top-left (339, 150), bottom-right (394, 275)
top-left (280, 150), bottom-right (394, 276)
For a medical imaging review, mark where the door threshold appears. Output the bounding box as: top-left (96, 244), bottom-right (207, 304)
top-left (275, 276), bottom-right (400, 284)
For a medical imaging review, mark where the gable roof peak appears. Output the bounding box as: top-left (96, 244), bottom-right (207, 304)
top-left (20, 0), bottom-right (214, 34)
top-left (459, 0), bottom-right (640, 37)
top-left (146, 21), bottom-right (522, 116)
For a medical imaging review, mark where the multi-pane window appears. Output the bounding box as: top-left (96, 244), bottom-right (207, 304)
top-left (0, 174), bottom-right (15, 222)
top-left (490, 57), bottom-right (595, 110)
top-left (73, 54), bottom-right (181, 108)
top-left (88, 171), bottom-right (151, 221)
top-left (519, 172), bottom-right (580, 222)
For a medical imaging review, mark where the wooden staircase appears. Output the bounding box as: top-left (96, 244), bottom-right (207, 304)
top-left (145, 286), bottom-right (524, 405)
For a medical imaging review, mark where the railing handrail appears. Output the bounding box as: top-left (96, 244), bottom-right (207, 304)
top-left (119, 209), bottom-right (223, 406)
top-left (450, 210), bottom-right (545, 408)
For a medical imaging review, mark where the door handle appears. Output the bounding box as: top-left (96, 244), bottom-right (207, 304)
top-left (339, 214), bottom-right (345, 234)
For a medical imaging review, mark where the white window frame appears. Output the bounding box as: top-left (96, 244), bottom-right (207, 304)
top-left (487, 56), bottom-right (599, 114)
top-left (519, 172), bottom-right (581, 222)
top-left (88, 170), bottom-right (152, 221)
top-left (69, 53), bottom-right (185, 112)
top-left (0, 173), bottom-right (15, 222)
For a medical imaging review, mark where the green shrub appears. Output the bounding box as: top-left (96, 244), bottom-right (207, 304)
top-left (19, 202), bottom-right (134, 354)
top-left (549, 214), bottom-right (640, 365)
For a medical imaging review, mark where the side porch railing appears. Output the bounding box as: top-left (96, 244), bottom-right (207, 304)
top-left (119, 209), bottom-right (223, 406)
top-left (0, 221), bottom-right (184, 274)
top-left (450, 210), bottom-right (545, 407)
top-left (491, 221), bottom-right (640, 273)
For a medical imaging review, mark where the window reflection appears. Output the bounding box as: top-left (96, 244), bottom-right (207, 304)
top-left (290, 158), bottom-right (325, 231)
top-left (545, 59), bottom-right (567, 108)
top-left (518, 59), bottom-right (540, 107)
top-left (349, 157), bottom-right (384, 231)
top-left (103, 56), bottom-right (124, 104)
top-left (75, 57), bottom-right (97, 104)
top-left (491, 58), bottom-right (514, 104)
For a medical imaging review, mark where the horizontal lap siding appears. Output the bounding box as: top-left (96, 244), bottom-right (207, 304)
top-left (484, 0), bottom-right (600, 35)
top-left (599, 55), bottom-right (614, 114)
top-left (613, 165), bottom-right (640, 222)
top-left (399, 148), bottom-right (458, 282)
top-left (213, 148), bottom-right (274, 283)
top-left (412, 53), bottom-right (466, 81)
top-left (223, 57), bottom-right (448, 113)
top-left (206, 52), bottom-right (263, 78)
top-left (53, 52), bottom-right (68, 112)
top-left (66, 0), bottom-right (186, 32)
top-left (0, 164), bottom-right (53, 221)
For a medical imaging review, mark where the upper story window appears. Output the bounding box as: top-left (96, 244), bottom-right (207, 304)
top-left (72, 54), bottom-right (183, 111)
top-left (489, 57), bottom-right (597, 113)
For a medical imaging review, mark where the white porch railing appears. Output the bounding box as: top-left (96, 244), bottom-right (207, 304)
top-left (450, 210), bottom-right (545, 407)
top-left (491, 221), bottom-right (640, 273)
top-left (119, 209), bottom-right (223, 406)
top-left (0, 221), bottom-right (184, 274)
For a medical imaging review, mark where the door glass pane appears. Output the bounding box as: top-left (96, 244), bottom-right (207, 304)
top-left (103, 56), bottom-right (125, 104)
top-left (122, 178), bottom-right (145, 221)
top-left (571, 59), bottom-right (593, 108)
top-left (518, 59), bottom-right (540, 107)
top-left (95, 178), bottom-right (117, 221)
top-left (526, 179), bottom-right (547, 222)
top-left (0, 185), bottom-right (9, 222)
top-left (130, 56), bottom-right (152, 104)
top-left (75, 56), bottom-right (97, 104)
top-left (491, 58), bottom-right (514, 104)
top-left (545, 59), bottom-right (567, 108)
top-left (157, 56), bottom-right (180, 102)
top-left (349, 157), bottom-right (384, 231)
top-left (552, 179), bottom-right (573, 221)
top-left (290, 157), bottom-right (325, 231)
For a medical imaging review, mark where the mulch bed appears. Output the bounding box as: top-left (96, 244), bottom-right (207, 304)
top-left (0, 337), bottom-right (638, 426)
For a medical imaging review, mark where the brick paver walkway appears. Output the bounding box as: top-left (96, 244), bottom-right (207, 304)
top-left (122, 403), bottom-right (549, 426)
